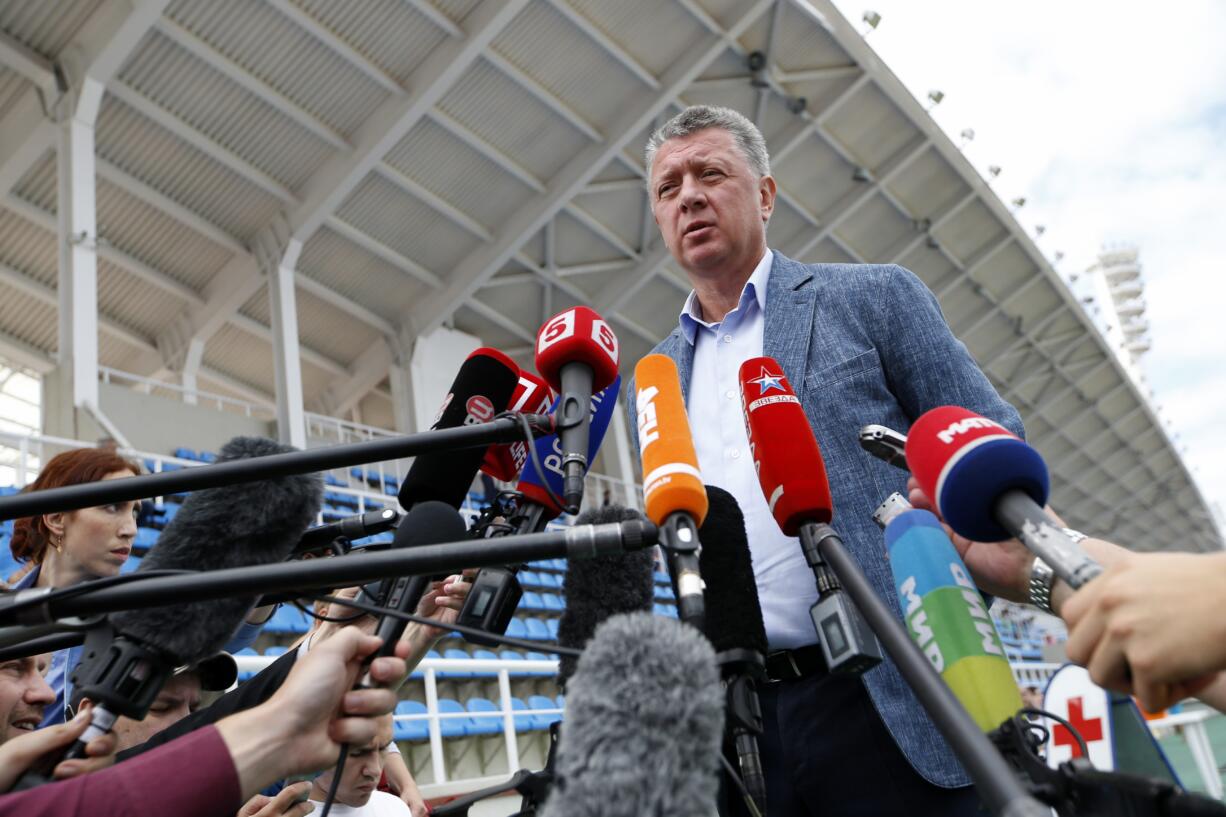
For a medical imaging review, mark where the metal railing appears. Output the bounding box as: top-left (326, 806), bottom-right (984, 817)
top-left (99, 366), bottom-right (273, 420)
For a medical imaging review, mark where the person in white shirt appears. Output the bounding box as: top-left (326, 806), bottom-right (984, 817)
top-left (308, 719), bottom-right (410, 817)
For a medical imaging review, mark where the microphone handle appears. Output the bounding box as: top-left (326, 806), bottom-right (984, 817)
top-left (11, 705), bottom-right (118, 791)
top-left (733, 730), bottom-right (768, 816)
top-left (660, 511), bottom-right (704, 629)
top-left (557, 362), bottom-right (594, 514)
top-left (993, 490), bottom-right (1103, 589)
top-left (360, 574), bottom-right (430, 687)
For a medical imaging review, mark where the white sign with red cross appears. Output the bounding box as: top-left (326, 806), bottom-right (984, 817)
top-left (1042, 664), bottom-right (1115, 770)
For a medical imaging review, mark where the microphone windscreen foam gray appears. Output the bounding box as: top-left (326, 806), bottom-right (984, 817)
top-left (111, 436), bottom-right (323, 661)
top-left (542, 611), bottom-right (724, 817)
top-left (557, 505), bottom-right (655, 686)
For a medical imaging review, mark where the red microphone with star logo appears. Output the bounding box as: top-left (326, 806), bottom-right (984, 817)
top-left (737, 356), bottom-right (833, 534)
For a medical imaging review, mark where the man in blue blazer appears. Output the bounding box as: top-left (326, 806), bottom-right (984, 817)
top-left (626, 105), bottom-right (1023, 815)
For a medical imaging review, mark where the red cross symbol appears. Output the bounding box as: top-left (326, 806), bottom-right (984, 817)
top-left (1053, 696), bottom-right (1104, 758)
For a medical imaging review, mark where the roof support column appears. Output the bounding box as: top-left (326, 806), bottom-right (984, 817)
top-left (54, 77), bottom-right (105, 438)
top-left (180, 337), bottom-right (205, 405)
top-left (257, 226), bottom-right (307, 448)
top-left (607, 396), bottom-right (639, 509)
top-left (388, 335), bottom-right (416, 435)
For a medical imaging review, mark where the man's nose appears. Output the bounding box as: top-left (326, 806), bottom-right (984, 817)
top-left (679, 177), bottom-right (706, 211)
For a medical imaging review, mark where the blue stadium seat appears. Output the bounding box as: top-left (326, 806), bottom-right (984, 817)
top-left (264, 646), bottom-right (288, 657)
top-left (436, 699), bottom-right (469, 738)
top-left (506, 617), bottom-right (528, 640)
top-left (173, 447), bottom-right (198, 461)
top-left (524, 651), bottom-right (555, 677)
top-left (498, 649), bottom-right (527, 675)
top-left (134, 528), bottom-right (159, 550)
top-left (545, 618), bottom-right (558, 640)
top-left (520, 591), bottom-right (545, 612)
top-left (471, 649), bottom-right (499, 678)
top-left (0, 486), bottom-right (19, 496)
top-left (265, 605), bottom-right (310, 634)
top-left (655, 584), bottom-right (675, 601)
top-left (524, 619), bottom-right (549, 641)
top-left (542, 593), bottom-right (563, 612)
top-left (510, 698), bottom-right (539, 732)
top-left (518, 569), bottom-right (539, 587)
top-left (528, 695), bottom-right (562, 729)
top-left (465, 698), bottom-right (504, 735)
top-left (119, 555), bottom-right (142, 574)
top-left (394, 701), bottom-right (429, 742)
top-left (654, 603), bottom-right (678, 619)
top-left (440, 648), bottom-right (474, 678)
top-left (199, 451), bottom-right (217, 463)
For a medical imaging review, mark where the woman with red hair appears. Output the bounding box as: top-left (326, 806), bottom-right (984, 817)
top-left (8, 447), bottom-right (143, 727)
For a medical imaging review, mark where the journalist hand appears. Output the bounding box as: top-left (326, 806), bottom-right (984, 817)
top-left (1063, 551), bottom-right (1226, 711)
top-left (0, 702), bottom-right (117, 791)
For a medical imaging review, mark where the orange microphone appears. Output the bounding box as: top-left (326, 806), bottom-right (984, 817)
top-left (634, 354), bottom-right (707, 627)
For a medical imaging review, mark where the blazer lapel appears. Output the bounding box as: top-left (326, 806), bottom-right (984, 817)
top-left (763, 252), bottom-right (817, 389)
top-left (657, 329), bottom-right (694, 405)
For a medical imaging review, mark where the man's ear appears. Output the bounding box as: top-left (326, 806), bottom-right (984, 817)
top-left (759, 175), bottom-right (777, 222)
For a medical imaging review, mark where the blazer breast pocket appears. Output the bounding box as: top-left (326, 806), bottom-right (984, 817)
top-left (806, 347), bottom-right (882, 390)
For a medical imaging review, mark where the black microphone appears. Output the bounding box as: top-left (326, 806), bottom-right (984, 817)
top-left (555, 505), bottom-right (656, 688)
top-left (698, 486), bottom-right (768, 817)
top-left (541, 612), bottom-right (725, 817)
top-left (397, 347), bottom-right (520, 510)
top-left (23, 437), bottom-right (322, 785)
top-left (365, 501), bottom-right (468, 678)
top-left (291, 508), bottom-right (401, 557)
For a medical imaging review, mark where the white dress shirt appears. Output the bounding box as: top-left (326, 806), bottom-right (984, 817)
top-left (680, 250), bottom-right (821, 649)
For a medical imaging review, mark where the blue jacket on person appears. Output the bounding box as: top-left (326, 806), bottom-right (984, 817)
top-left (625, 251), bottom-right (1024, 787)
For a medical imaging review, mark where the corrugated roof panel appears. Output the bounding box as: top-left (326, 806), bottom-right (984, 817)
top-left (935, 200), bottom-right (1008, 262)
top-left (298, 227), bottom-right (424, 324)
top-left (204, 324), bottom-right (275, 393)
top-left (765, 200), bottom-right (814, 254)
top-left (0, 285), bottom-right (56, 350)
top-left (824, 84), bottom-right (919, 171)
top-left (974, 244), bottom-right (1042, 296)
top-left (293, 287), bottom-right (381, 365)
top-left (0, 203), bottom-right (56, 289)
top-left (96, 97), bottom-right (283, 242)
top-left (119, 31), bottom-right (333, 191)
top-left (439, 60), bottom-right (588, 181)
top-left (680, 84), bottom-right (759, 124)
top-left (839, 195), bottom-right (910, 259)
top-left (294, 0), bottom-right (447, 86)
top-left (13, 149), bottom-right (55, 213)
top-left (335, 173), bottom-right (475, 278)
top-left (568, 0), bottom-right (705, 75)
top-left (770, 2), bottom-right (853, 72)
top-left (98, 332), bottom-right (150, 372)
top-left (774, 135), bottom-right (856, 216)
top-left (451, 303), bottom-right (522, 351)
top-left (385, 118), bottom-right (536, 231)
top-left (570, 190), bottom-right (644, 254)
top-left (0, 65), bottom-right (30, 113)
top-left (433, 0), bottom-right (482, 24)
top-left (891, 151), bottom-right (967, 222)
top-left (167, 0), bottom-right (392, 137)
top-left (0, 0), bottom-right (105, 58)
top-left (96, 259), bottom-right (183, 340)
top-left (96, 179), bottom-right (229, 292)
top-left (492, 2), bottom-right (644, 128)
top-left (551, 210), bottom-right (626, 268)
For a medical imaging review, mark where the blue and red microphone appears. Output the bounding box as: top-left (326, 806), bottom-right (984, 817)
top-left (905, 406), bottom-right (1102, 590)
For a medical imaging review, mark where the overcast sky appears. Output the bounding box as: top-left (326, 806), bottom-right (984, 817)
top-left (828, 0), bottom-right (1226, 532)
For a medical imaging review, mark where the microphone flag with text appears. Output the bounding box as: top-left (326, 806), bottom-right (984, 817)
top-left (482, 368), bottom-right (555, 483)
top-left (905, 406), bottom-right (1102, 590)
top-left (738, 356), bottom-right (881, 675)
top-left (397, 346), bottom-right (521, 511)
top-left (535, 306), bottom-right (620, 514)
top-left (634, 354), bottom-right (707, 629)
top-left (18, 436), bottom-right (323, 788)
top-left (875, 493), bottom-right (1022, 732)
top-left (516, 375), bottom-right (621, 528)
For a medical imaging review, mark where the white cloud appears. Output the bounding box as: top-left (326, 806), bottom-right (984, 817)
top-left (831, 0), bottom-right (1226, 530)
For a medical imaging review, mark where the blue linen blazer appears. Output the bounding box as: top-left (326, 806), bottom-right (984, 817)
top-left (625, 251), bottom-right (1024, 787)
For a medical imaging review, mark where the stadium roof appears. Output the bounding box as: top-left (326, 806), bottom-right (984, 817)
top-left (0, 0), bottom-right (1219, 551)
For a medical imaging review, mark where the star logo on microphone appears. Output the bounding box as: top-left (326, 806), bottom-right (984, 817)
top-left (749, 367), bottom-right (787, 395)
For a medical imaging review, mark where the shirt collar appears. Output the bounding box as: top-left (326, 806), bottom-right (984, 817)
top-left (678, 249), bottom-right (773, 345)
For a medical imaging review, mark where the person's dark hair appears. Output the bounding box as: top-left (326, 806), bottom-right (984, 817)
top-left (10, 448), bottom-right (141, 565)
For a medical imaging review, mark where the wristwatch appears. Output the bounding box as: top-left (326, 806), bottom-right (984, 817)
top-left (1027, 557), bottom-right (1055, 614)
top-left (1027, 529), bottom-right (1089, 613)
